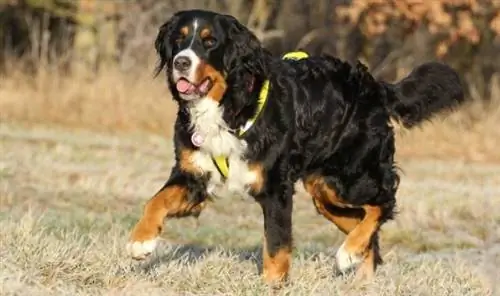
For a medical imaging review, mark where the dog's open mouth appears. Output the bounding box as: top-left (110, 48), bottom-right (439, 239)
top-left (176, 78), bottom-right (213, 97)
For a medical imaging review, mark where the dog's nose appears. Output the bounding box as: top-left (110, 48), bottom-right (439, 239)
top-left (174, 56), bottom-right (191, 72)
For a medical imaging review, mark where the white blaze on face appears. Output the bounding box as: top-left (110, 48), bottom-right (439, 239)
top-left (172, 49), bottom-right (200, 82)
top-left (172, 19), bottom-right (201, 100)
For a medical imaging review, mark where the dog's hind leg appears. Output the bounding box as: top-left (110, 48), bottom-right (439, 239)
top-left (303, 175), bottom-right (390, 280)
top-left (335, 205), bottom-right (383, 280)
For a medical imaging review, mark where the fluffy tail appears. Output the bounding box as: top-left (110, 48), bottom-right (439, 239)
top-left (381, 62), bottom-right (466, 128)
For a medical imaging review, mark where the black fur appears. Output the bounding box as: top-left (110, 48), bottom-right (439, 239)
top-left (151, 9), bottom-right (466, 277)
top-left (382, 62), bottom-right (466, 128)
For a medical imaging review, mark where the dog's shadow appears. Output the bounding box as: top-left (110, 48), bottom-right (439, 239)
top-left (133, 242), bottom-right (264, 275)
top-left (132, 241), bottom-right (338, 277)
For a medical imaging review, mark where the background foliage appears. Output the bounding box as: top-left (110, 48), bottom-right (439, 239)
top-left (1, 0), bottom-right (499, 100)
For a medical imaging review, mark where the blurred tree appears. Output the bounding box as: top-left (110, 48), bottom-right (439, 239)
top-left (0, 0), bottom-right (77, 72)
top-left (1, 0), bottom-right (498, 101)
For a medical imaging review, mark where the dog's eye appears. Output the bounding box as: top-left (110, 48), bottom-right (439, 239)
top-left (203, 37), bottom-right (216, 48)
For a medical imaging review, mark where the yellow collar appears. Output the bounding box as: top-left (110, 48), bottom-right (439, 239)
top-left (238, 51), bottom-right (309, 136)
top-left (238, 80), bottom-right (270, 136)
top-left (212, 51), bottom-right (309, 179)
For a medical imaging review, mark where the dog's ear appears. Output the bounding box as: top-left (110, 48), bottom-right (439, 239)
top-left (154, 13), bottom-right (181, 76)
top-left (218, 14), bottom-right (265, 74)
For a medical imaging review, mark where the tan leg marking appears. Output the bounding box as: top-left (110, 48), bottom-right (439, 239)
top-left (342, 205), bottom-right (380, 255)
top-left (304, 175), bottom-right (361, 234)
top-left (303, 175), bottom-right (350, 207)
top-left (127, 186), bottom-right (204, 260)
top-left (336, 205), bottom-right (381, 273)
top-left (311, 198), bottom-right (361, 234)
top-left (262, 236), bottom-right (291, 285)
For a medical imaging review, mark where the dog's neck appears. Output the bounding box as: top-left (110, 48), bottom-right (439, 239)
top-left (186, 97), bottom-right (245, 157)
top-left (179, 75), bottom-right (265, 157)
top-left (221, 75), bottom-right (265, 131)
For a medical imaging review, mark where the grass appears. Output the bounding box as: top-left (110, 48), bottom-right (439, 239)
top-left (1, 122), bottom-right (499, 295)
top-left (0, 64), bottom-right (499, 295)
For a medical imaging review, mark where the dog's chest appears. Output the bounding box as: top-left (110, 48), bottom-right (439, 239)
top-left (190, 150), bottom-right (258, 198)
top-left (187, 99), bottom-right (258, 197)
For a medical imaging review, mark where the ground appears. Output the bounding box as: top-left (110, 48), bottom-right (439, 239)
top-left (0, 122), bottom-right (498, 296)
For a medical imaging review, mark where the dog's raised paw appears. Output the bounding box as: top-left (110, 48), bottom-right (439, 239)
top-left (126, 238), bottom-right (158, 260)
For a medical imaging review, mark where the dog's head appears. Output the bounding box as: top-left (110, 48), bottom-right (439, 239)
top-left (154, 10), bottom-right (267, 104)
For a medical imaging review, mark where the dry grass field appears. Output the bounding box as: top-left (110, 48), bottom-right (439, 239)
top-left (1, 65), bottom-right (500, 295)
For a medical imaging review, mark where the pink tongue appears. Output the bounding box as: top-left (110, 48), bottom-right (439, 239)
top-left (176, 80), bottom-right (194, 94)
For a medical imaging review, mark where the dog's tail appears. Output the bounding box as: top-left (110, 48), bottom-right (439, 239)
top-left (381, 62), bottom-right (466, 128)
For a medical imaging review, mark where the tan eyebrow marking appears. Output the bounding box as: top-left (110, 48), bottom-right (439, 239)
top-left (180, 26), bottom-right (189, 36)
top-left (200, 28), bottom-right (211, 38)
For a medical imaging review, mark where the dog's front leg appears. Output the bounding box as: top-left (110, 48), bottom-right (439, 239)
top-left (126, 168), bottom-right (207, 260)
top-left (257, 182), bottom-right (294, 286)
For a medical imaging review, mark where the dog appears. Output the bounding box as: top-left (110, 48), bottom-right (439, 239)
top-left (126, 9), bottom-right (465, 284)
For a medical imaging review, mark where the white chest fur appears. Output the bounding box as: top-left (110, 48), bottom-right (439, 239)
top-left (188, 98), bottom-right (258, 197)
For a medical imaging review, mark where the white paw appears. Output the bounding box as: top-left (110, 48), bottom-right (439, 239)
top-left (126, 238), bottom-right (158, 260)
top-left (335, 242), bottom-right (363, 273)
